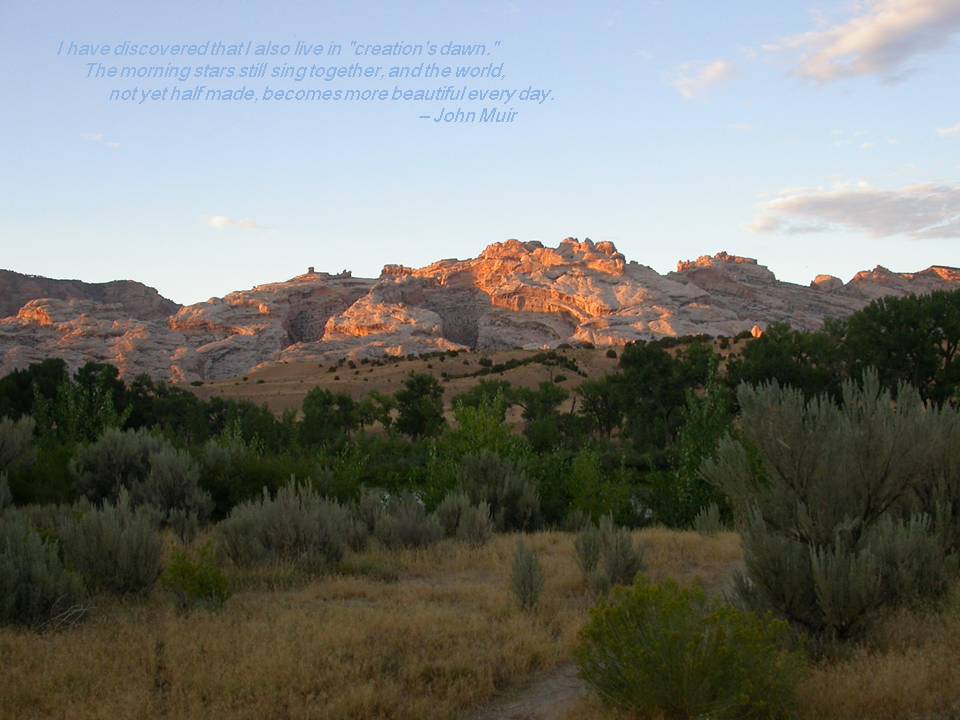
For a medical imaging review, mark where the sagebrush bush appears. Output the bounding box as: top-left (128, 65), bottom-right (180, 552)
top-left (457, 451), bottom-right (540, 531)
top-left (510, 538), bottom-right (544, 611)
top-left (576, 578), bottom-right (802, 719)
top-left (133, 446), bottom-right (212, 539)
top-left (456, 501), bottom-right (494, 546)
top-left (599, 518), bottom-right (644, 587)
top-left (704, 372), bottom-right (958, 640)
top-left (374, 492), bottom-right (443, 549)
top-left (161, 549), bottom-right (230, 612)
top-left (356, 487), bottom-right (388, 533)
top-left (0, 416), bottom-right (36, 475)
top-left (574, 522), bottom-right (602, 576)
top-left (693, 502), bottom-right (725, 535)
top-left (0, 472), bottom-right (10, 510)
top-left (0, 509), bottom-right (86, 627)
top-left (436, 490), bottom-right (471, 537)
top-left (60, 491), bottom-right (162, 596)
top-left (71, 427), bottom-right (167, 503)
top-left (217, 482), bottom-right (349, 572)
top-left (575, 516), bottom-right (644, 591)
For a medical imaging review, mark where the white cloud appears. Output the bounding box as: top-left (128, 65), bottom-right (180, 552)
top-left (861, 142), bottom-right (876, 149)
top-left (750, 182), bottom-right (960, 238)
top-left (938, 122), bottom-right (960, 137)
top-left (206, 215), bottom-right (262, 230)
top-left (671, 59), bottom-right (734, 98)
top-left (81, 132), bottom-right (120, 149)
top-left (728, 122), bottom-right (754, 132)
top-left (765, 0), bottom-right (960, 82)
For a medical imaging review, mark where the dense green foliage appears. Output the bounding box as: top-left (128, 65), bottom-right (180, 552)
top-left (161, 548), bottom-right (231, 612)
top-left (576, 578), bottom-right (802, 719)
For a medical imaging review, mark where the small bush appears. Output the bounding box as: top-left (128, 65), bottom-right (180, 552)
top-left (574, 523), bottom-right (603, 576)
top-left (60, 491), bottom-right (163, 596)
top-left (436, 490), bottom-right (471, 537)
top-left (456, 501), bottom-right (494, 546)
top-left (510, 538), bottom-right (544, 611)
top-left (0, 473), bottom-right (10, 510)
top-left (374, 493), bottom-right (443, 549)
top-left (600, 522), bottom-right (644, 587)
top-left (576, 578), bottom-right (802, 719)
top-left (217, 482), bottom-right (349, 572)
top-left (0, 509), bottom-right (86, 627)
top-left (134, 447), bottom-right (212, 539)
top-left (605, 348), bottom-right (618, 359)
top-left (693, 502), bottom-right (725, 535)
top-left (356, 487), bottom-right (388, 533)
top-left (576, 517), bottom-right (644, 590)
top-left (161, 549), bottom-right (230, 612)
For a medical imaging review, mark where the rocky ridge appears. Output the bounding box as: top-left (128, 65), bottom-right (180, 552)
top-left (1, 239), bottom-right (958, 381)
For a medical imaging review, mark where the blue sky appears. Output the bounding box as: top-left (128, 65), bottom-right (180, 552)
top-left (1, 0), bottom-right (959, 304)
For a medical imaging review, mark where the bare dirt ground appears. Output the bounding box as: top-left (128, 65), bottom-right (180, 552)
top-left (467, 663), bottom-right (586, 720)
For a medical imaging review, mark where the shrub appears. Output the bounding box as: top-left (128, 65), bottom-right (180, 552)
top-left (60, 491), bottom-right (163, 596)
top-left (574, 522), bottom-right (603, 576)
top-left (0, 473), bottom-right (10, 510)
top-left (576, 578), bottom-right (802, 720)
top-left (510, 538), bottom-right (544, 611)
top-left (457, 452), bottom-right (540, 531)
top-left (0, 509), bottom-right (86, 627)
top-left (356, 487), bottom-right (388, 534)
top-left (71, 427), bottom-right (168, 503)
top-left (436, 490), bottom-right (471, 537)
top-left (693, 502), bottom-right (725, 535)
top-left (605, 348), bottom-right (618, 359)
top-left (703, 372), bottom-right (957, 640)
top-left (217, 482), bottom-right (349, 572)
top-left (134, 446), bottom-right (212, 539)
top-left (0, 416), bottom-right (36, 475)
top-left (374, 492), bottom-right (443, 549)
top-left (161, 549), bottom-right (230, 612)
top-left (576, 517), bottom-right (644, 590)
top-left (456, 501), bottom-right (494, 546)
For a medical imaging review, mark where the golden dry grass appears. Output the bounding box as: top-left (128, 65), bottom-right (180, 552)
top-left (797, 589), bottom-right (960, 720)
top-left (188, 348), bottom-right (621, 416)
top-left (0, 529), bottom-right (741, 720)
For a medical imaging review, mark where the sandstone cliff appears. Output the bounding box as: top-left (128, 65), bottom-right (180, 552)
top-left (1, 240), bottom-right (958, 381)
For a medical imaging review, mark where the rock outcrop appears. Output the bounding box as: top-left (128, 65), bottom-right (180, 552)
top-left (1, 240), bottom-right (959, 381)
top-left (0, 269), bottom-right (179, 320)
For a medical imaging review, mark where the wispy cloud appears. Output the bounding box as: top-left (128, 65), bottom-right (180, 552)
top-left (81, 132), bottom-right (120, 150)
top-left (750, 182), bottom-right (960, 238)
top-left (764, 0), bottom-right (960, 82)
top-left (671, 59), bottom-right (734, 98)
top-left (206, 215), bottom-right (263, 230)
top-left (938, 122), bottom-right (960, 137)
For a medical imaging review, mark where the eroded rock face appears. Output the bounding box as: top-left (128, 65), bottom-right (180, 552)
top-left (1, 240), bottom-right (959, 381)
top-left (0, 269), bottom-right (179, 320)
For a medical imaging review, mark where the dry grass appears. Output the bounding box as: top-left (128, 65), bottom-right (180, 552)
top-left (798, 589), bottom-right (960, 720)
top-left (0, 528), bottom-right (741, 720)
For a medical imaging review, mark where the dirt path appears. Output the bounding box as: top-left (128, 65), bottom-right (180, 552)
top-left (467, 663), bottom-right (587, 720)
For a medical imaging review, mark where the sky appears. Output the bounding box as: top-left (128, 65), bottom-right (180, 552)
top-left (1, 0), bottom-right (959, 305)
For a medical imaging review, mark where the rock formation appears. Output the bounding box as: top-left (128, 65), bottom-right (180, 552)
top-left (1, 239), bottom-right (959, 381)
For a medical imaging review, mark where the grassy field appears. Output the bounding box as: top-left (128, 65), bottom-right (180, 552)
top-left (0, 529), bottom-right (741, 720)
top-left (4, 528), bottom-right (960, 719)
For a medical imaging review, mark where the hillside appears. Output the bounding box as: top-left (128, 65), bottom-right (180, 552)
top-left (1, 239), bottom-right (958, 382)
